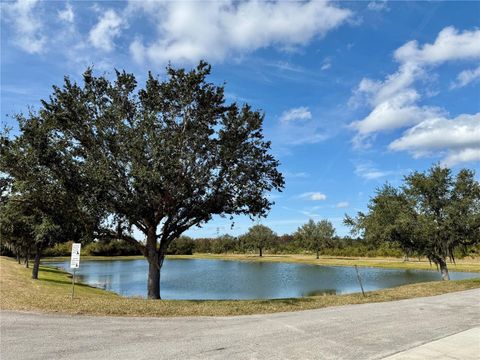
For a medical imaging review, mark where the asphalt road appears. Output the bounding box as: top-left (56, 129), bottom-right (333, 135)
top-left (1, 289), bottom-right (479, 360)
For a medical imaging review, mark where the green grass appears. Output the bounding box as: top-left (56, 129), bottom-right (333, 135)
top-left (2, 256), bottom-right (480, 317)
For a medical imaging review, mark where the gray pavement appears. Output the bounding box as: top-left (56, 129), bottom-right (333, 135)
top-left (1, 289), bottom-right (479, 360)
top-left (383, 327), bottom-right (480, 360)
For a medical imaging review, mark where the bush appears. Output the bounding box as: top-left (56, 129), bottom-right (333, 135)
top-left (83, 240), bottom-right (141, 256)
top-left (167, 236), bottom-right (195, 255)
top-left (43, 241), bottom-right (74, 257)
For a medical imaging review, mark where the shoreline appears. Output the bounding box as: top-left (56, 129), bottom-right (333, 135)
top-left (42, 253), bottom-right (480, 273)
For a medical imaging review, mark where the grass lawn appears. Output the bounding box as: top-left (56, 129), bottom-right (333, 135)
top-left (43, 253), bottom-right (480, 273)
top-left (1, 256), bottom-right (480, 317)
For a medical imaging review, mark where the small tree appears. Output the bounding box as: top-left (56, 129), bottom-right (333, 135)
top-left (345, 165), bottom-right (480, 280)
top-left (244, 224), bottom-right (276, 257)
top-left (294, 219), bottom-right (335, 259)
top-left (37, 62), bottom-right (284, 298)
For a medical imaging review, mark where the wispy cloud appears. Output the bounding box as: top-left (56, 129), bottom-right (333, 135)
top-left (321, 57), bottom-right (332, 71)
top-left (336, 201), bottom-right (349, 208)
top-left (89, 8), bottom-right (126, 52)
top-left (280, 107), bottom-right (312, 123)
top-left (299, 192), bottom-right (327, 201)
top-left (451, 65), bottom-right (480, 89)
top-left (58, 3), bottom-right (74, 23)
top-left (354, 162), bottom-right (396, 181)
top-left (284, 171), bottom-right (309, 179)
top-left (367, 1), bottom-right (390, 12)
top-left (270, 106), bottom-right (328, 147)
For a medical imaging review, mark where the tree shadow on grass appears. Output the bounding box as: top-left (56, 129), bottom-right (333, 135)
top-left (38, 277), bottom-right (95, 289)
top-left (39, 267), bottom-right (68, 275)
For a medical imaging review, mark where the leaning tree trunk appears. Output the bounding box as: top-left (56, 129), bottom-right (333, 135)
top-left (438, 258), bottom-right (450, 281)
top-left (32, 244), bottom-right (42, 280)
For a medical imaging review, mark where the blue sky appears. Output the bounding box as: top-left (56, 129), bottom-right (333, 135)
top-left (1, 1), bottom-right (479, 238)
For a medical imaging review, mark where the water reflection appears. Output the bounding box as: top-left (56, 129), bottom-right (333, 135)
top-left (45, 258), bottom-right (478, 300)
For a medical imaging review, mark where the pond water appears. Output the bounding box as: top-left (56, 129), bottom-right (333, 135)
top-left (45, 258), bottom-right (478, 300)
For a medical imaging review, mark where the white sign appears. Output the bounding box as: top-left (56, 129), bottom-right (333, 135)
top-left (70, 243), bottom-right (81, 269)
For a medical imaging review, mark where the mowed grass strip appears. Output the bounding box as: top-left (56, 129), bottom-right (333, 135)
top-left (1, 256), bottom-right (480, 317)
top-left (42, 253), bottom-right (480, 273)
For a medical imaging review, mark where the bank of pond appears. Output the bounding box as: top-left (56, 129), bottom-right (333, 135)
top-left (45, 258), bottom-right (479, 300)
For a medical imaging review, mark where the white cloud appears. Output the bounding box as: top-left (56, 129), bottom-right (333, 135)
top-left (3, 0), bottom-right (46, 54)
top-left (451, 65), bottom-right (480, 89)
top-left (336, 201), bottom-right (349, 208)
top-left (89, 9), bottom-right (125, 52)
top-left (367, 1), bottom-right (389, 12)
top-left (351, 87), bottom-right (444, 135)
top-left (442, 148), bottom-right (480, 167)
top-left (389, 113), bottom-right (480, 166)
top-left (349, 27), bottom-right (480, 165)
top-left (271, 106), bottom-right (327, 146)
top-left (354, 162), bottom-right (396, 180)
top-left (299, 192), bottom-right (327, 201)
top-left (58, 3), bottom-right (74, 23)
top-left (321, 57), bottom-right (332, 71)
top-left (128, 1), bottom-right (352, 64)
top-left (394, 27), bottom-right (480, 66)
top-left (280, 107), bottom-right (312, 123)
top-left (284, 171), bottom-right (309, 179)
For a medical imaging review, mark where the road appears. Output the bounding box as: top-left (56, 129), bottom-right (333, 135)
top-left (1, 289), bottom-right (479, 359)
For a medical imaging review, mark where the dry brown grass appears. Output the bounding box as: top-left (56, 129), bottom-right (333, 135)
top-left (1, 256), bottom-right (479, 317)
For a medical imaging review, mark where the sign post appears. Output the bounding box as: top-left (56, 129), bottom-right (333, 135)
top-left (70, 243), bottom-right (81, 300)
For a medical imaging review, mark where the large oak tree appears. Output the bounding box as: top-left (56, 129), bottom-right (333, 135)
top-left (38, 62), bottom-right (284, 298)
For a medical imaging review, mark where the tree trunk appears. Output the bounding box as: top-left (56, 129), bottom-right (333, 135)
top-left (16, 251), bottom-right (20, 264)
top-left (32, 244), bottom-right (42, 280)
top-left (438, 258), bottom-right (450, 281)
top-left (146, 225), bottom-right (161, 299)
top-left (316, 249), bottom-right (319, 259)
top-left (147, 255), bottom-right (161, 299)
top-left (24, 250), bottom-right (29, 268)
top-left (259, 247), bottom-right (263, 257)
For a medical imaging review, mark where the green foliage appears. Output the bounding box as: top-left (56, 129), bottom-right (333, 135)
top-left (243, 224), bottom-right (276, 256)
top-left (345, 165), bottom-right (480, 277)
top-left (0, 117), bottom-right (95, 273)
top-left (167, 236), bottom-right (195, 255)
top-left (294, 219), bottom-right (336, 257)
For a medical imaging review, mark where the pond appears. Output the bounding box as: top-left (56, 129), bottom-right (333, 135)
top-left (45, 258), bottom-right (478, 300)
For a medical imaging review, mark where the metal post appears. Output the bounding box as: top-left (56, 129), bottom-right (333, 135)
top-left (71, 269), bottom-right (76, 300)
top-left (355, 265), bottom-right (365, 297)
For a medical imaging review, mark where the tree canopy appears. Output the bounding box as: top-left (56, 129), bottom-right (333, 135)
top-left (294, 219), bottom-right (335, 259)
top-left (0, 115), bottom-right (96, 278)
top-left (243, 224), bottom-right (276, 257)
top-left (345, 165), bottom-right (480, 280)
